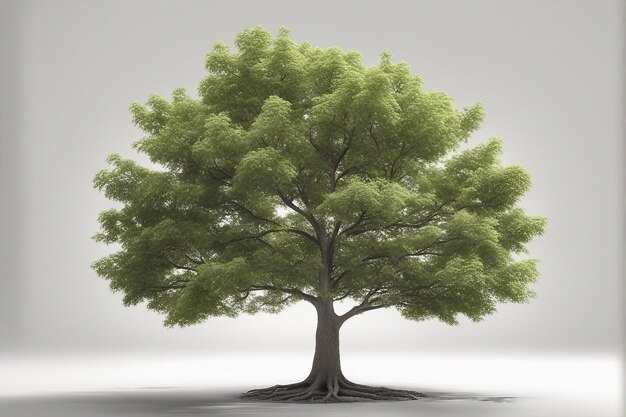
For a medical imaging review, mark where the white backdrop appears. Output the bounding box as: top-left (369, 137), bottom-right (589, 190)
top-left (0, 0), bottom-right (622, 357)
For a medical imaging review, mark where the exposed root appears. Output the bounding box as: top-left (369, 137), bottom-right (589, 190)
top-left (241, 376), bottom-right (425, 403)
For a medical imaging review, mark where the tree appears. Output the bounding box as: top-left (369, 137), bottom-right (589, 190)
top-left (93, 27), bottom-right (545, 402)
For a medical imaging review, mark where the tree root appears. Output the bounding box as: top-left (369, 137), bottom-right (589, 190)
top-left (241, 375), bottom-right (425, 403)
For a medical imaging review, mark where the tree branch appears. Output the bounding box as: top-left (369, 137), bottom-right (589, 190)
top-left (304, 124), bottom-right (333, 159)
top-left (333, 289), bottom-right (354, 302)
top-left (339, 303), bottom-right (384, 323)
top-left (175, 249), bottom-right (204, 265)
top-left (338, 211), bottom-right (367, 237)
top-left (332, 269), bottom-right (351, 281)
top-left (335, 166), bottom-right (357, 183)
top-left (141, 277), bottom-right (192, 293)
top-left (342, 200), bottom-right (453, 238)
top-left (229, 200), bottom-right (282, 226)
top-left (248, 284), bottom-right (318, 304)
top-left (329, 138), bottom-right (353, 191)
top-left (384, 200), bottom-right (451, 230)
top-left (220, 227), bottom-right (318, 247)
top-left (164, 257), bottom-right (198, 273)
top-left (330, 221), bottom-right (342, 243)
top-left (358, 236), bottom-right (459, 265)
top-left (276, 189), bottom-right (324, 242)
top-left (338, 287), bottom-right (386, 323)
top-left (388, 142), bottom-right (406, 180)
top-left (284, 228), bottom-right (319, 244)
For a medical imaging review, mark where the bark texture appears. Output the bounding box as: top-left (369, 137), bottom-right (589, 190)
top-left (241, 300), bottom-right (424, 403)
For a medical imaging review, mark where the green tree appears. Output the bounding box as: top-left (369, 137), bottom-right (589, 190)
top-left (93, 27), bottom-right (545, 402)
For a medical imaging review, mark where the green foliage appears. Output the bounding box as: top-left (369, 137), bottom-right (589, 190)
top-left (93, 27), bottom-right (545, 327)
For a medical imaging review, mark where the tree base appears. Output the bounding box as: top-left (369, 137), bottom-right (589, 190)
top-left (241, 377), bottom-right (425, 403)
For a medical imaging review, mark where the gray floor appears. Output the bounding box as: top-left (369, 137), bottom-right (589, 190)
top-left (1, 354), bottom-right (620, 416)
top-left (0, 387), bottom-right (603, 417)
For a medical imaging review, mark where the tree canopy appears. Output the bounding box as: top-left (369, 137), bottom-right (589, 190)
top-left (93, 26), bottom-right (545, 330)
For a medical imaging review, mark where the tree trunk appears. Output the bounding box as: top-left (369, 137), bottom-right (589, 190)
top-left (241, 298), bottom-right (424, 402)
top-left (305, 299), bottom-right (342, 388)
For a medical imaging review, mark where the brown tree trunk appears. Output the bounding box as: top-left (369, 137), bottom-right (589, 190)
top-left (241, 300), bottom-right (424, 402)
top-left (304, 299), bottom-right (342, 390)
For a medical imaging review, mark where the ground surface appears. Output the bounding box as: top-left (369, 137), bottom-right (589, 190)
top-left (0, 353), bottom-right (620, 416)
top-left (0, 388), bottom-right (610, 417)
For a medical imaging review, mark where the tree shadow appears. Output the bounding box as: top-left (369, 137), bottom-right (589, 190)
top-left (0, 387), bottom-right (522, 417)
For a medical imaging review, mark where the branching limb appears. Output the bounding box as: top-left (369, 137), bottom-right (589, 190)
top-left (284, 228), bottom-right (319, 244)
top-left (140, 277), bottom-right (191, 293)
top-left (338, 287), bottom-right (387, 324)
top-left (338, 211), bottom-right (367, 237)
top-left (385, 200), bottom-right (449, 229)
top-left (330, 221), bottom-right (341, 243)
top-left (359, 235), bottom-right (460, 265)
top-left (304, 125), bottom-right (333, 159)
top-left (331, 269), bottom-right (351, 289)
top-left (340, 304), bottom-right (384, 323)
top-left (335, 166), bottom-right (358, 183)
top-left (344, 200), bottom-right (453, 238)
top-left (164, 257), bottom-right (198, 273)
top-left (205, 168), bottom-right (232, 186)
top-left (333, 290), bottom-right (353, 302)
top-left (388, 142), bottom-right (406, 180)
top-left (229, 200), bottom-right (282, 226)
top-left (220, 227), bottom-right (318, 246)
top-left (174, 248), bottom-right (204, 265)
top-left (237, 289), bottom-right (250, 302)
top-left (329, 136), bottom-right (353, 191)
top-left (248, 284), bottom-right (318, 305)
top-left (277, 189), bottom-right (324, 243)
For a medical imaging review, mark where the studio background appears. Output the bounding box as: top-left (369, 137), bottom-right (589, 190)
top-left (0, 0), bottom-right (622, 365)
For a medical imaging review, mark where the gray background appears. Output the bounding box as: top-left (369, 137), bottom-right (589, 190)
top-left (0, 0), bottom-right (623, 356)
